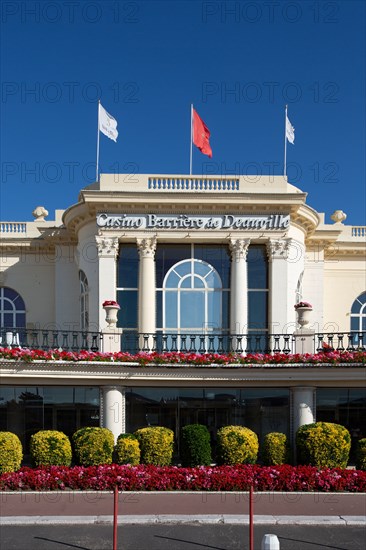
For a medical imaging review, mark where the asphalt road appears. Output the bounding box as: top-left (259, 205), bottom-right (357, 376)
top-left (1, 524), bottom-right (365, 550)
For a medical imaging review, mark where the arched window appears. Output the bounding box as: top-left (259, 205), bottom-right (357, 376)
top-left (350, 292), bottom-right (366, 332)
top-left (0, 287), bottom-right (26, 328)
top-left (163, 259), bottom-right (222, 333)
top-left (79, 271), bottom-right (89, 330)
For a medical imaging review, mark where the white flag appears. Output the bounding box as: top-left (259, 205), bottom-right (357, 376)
top-left (286, 115), bottom-right (295, 144)
top-left (99, 103), bottom-right (118, 142)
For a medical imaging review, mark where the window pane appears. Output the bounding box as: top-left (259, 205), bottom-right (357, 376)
top-left (165, 291), bottom-right (177, 328)
top-left (117, 245), bottom-right (139, 288)
top-left (248, 246), bottom-right (268, 289)
top-left (351, 317), bottom-right (360, 331)
top-left (180, 276), bottom-right (192, 288)
top-left (248, 291), bottom-right (268, 330)
top-left (175, 261), bottom-right (191, 277)
top-left (3, 300), bottom-right (14, 311)
top-left (180, 291), bottom-right (205, 329)
top-left (117, 290), bottom-right (137, 328)
top-left (165, 271), bottom-right (180, 288)
top-left (208, 291), bottom-right (221, 328)
top-left (193, 277), bottom-right (205, 289)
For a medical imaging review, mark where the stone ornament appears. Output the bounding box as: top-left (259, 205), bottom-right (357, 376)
top-left (228, 238), bottom-right (251, 260)
top-left (136, 237), bottom-right (157, 258)
top-left (32, 206), bottom-right (49, 221)
top-left (266, 238), bottom-right (290, 260)
top-left (95, 236), bottom-right (119, 257)
top-left (331, 210), bottom-right (347, 224)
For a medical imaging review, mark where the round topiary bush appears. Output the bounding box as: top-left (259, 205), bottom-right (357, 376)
top-left (115, 433), bottom-right (140, 465)
top-left (296, 422), bottom-right (351, 468)
top-left (262, 432), bottom-right (291, 466)
top-left (72, 427), bottom-right (114, 466)
top-left (135, 426), bottom-right (174, 466)
top-left (356, 438), bottom-right (366, 470)
top-left (30, 430), bottom-right (72, 467)
top-left (216, 425), bottom-right (259, 465)
top-left (0, 432), bottom-right (23, 474)
top-left (181, 424), bottom-right (212, 467)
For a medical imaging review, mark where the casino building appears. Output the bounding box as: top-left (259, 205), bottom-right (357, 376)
top-left (0, 174), bottom-right (365, 459)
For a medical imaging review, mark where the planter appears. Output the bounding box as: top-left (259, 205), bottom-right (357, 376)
top-left (296, 307), bottom-right (312, 328)
top-left (103, 305), bottom-right (120, 327)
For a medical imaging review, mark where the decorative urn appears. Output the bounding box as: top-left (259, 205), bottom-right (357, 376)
top-left (102, 300), bottom-right (120, 327)
top-left (294, 301), bottom-right (313, 328)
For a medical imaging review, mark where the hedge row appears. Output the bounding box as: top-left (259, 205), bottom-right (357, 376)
top-left (1, 423), bottom-right (365, 476)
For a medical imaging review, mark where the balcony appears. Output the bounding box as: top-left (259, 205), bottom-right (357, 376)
top-left (0, 328), bottom-right (365, 355)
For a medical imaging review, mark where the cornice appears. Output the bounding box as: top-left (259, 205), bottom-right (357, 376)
top-left (0, 361), bottom-right (365, 386)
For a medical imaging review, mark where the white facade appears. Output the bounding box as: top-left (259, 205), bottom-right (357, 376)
top-left (0, 174), bottom-right (365, 456)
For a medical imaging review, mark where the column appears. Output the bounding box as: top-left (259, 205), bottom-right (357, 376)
top-left (266, 238), bottom-right (292, 334)
top-left (101, 386), bottom-right (126, 443)
top-left (229, 239), bottom-right (250, 349)
top-left (95, 234), bottom-right (119, 329)
top-left (291, 386), bottom-right (316, 459)
top-left (137, 237), bottom-right (157, 350)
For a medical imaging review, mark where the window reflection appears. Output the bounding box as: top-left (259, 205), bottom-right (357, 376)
top-left (0, 386), bottom-right (100, 455)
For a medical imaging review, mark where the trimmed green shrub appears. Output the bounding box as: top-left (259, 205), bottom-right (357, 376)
top-left (30, 430), bottom-right (72, 467)
top-left (116, 433), bottom-right (140, 465)
top-left (217, 426), bottom-right (259, 465)
top-left (0, 432), bottom-right (23, 474)
top-left (135, 427), bottom-right (174, 466)
top-left (181, 424), bottom-right (212, 467)
top-left (296, 422), bottom-right (351, 468)
top-left (262, 432), bottom-right (291, 466)
top-left (72, 427), bottom-right (114, 466)
top-left (356, 438), bottom-right (366, 470)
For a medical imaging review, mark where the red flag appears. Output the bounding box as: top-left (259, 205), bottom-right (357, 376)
top-left (193, 109), bottom-right (212, 158)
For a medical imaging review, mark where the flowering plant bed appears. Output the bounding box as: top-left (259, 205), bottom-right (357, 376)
top-left (1, 464), bottom-right (365, 492)
top-left (0, 348), bottom-right (365, 366)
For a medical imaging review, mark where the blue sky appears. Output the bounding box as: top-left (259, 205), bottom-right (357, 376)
top-left (1, 0), bottom-right (365, 224)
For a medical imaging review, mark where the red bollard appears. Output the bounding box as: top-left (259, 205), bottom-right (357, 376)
top-left (249, 484), bottom-right (254, 550)
top-left (113, 485), bottom-right (118, 550)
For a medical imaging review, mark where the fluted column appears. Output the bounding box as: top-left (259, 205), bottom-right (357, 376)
top-left (137, 237), bottom-right (157, 350)
top-left (96, 234), bottom-right (119, 329)
top-left (229, 239), bottom-right (250, 348)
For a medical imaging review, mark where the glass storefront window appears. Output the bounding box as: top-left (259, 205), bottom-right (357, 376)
top-left (316, 388), bottom-right (366, 461)
top-left (0, 386), bottom-right (100, 456)
top-left (126, 387), bottom-right (289, 460)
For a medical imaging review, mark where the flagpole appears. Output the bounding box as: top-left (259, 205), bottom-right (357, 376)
top-left (190, 104), bottom-right (193, 176)
top-left (96, 99), bottom-right (101, 182)
top-left (284, 104), bottom-right (288, 177)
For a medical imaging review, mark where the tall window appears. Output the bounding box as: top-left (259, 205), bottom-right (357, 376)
top-left (350, 291), bottom-right (366, 332)
top-left (0, 287), bottom-right (26, 328)
top-left (247, 246), bottom-right (268, 334)
top-left (79, 271), bottom-right (89, 330)
top-left (117, 244), bottom-right (139, 331)
top-left (163, 259), bottom-right (222, 333)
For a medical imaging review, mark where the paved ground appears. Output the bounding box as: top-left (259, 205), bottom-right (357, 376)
top-left (1, 491), bottom-right (365, 519)
top-left (1, 524), bottom-right (366, 549)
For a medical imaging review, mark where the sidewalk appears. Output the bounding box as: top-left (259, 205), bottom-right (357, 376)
top-left (1, 491), bottom-right (365, 525)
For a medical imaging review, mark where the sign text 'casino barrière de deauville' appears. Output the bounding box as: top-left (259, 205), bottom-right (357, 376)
top-left (97, 213), bottom-right (290, 231)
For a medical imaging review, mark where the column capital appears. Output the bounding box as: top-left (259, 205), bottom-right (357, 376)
top-left (266, 238), bottom-right (290, 260)
top-left (96, 235), bottom-right (119, 258)
top-left (137, 236), bottom-right (157, 259)
top-left (229, 238), bottom-right (251, 261)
